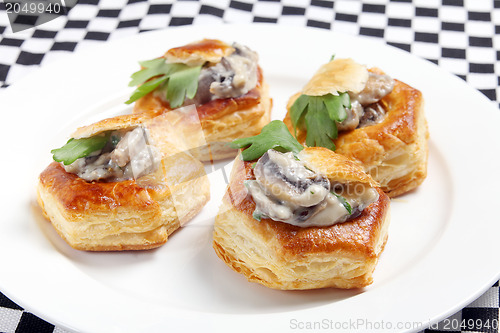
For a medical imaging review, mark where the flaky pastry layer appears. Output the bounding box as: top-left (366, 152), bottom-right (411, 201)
top-left (38, 137), bottom-right (210, 251)
top-left (213, 148), bottom-right (391, 289)
top-left (133, 66), bottom-right (272, 162)
top-left (285, 70), bottom-right (428, 197)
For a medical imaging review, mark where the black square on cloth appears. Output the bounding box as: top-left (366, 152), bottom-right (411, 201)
top-left (14, 14), bottom-right (38, 26)
top-left (85, 31), bottom-right (110, 41)
top-left (77, 0), bottom-right (99, 4)
top-left (335, 13), bottom-right (357, 23)
top-left (0, 38), bottom-right (24, 47)
top-left (17, 51), bottom-right (44, 65)
top-left (230, 0), bottom-right (253, 12)
top-left (97, 9), bottom-right (121, 18)
top-left (469, 63), bottom-right (494, 73)
top-left (148, 4), bottom-right (172, 14)
top-left (441, 22), bottom-right (465, 31)
top-left (0, 26), bottom-right (5, 34)
top-left (443, 0), bottom-right (464, 6)
top-left (51, 41), bottom-right (77, 52)
top-left (117, 19), bottom-right (141, 28)
top-left (441, 48), bottom-right (466, 59)
top-left (199, 5), bottom-right (224, 18)
top-left (169, 17), bottom-right (194, 26)
top-left (416, 7), bottom-right (439, 17)
top-left (307, 20), bottom-right (330, 30)
top-left (479, 89), bottom-right (496, 101)
top-left (388, 18), bottom-right (411, 27)
top-left (16, 312), bottom-right (54, 333)
top-left (282, 6), bottom-right (306, 15)
top-left (415, 32), bottom-right (439, 43)
top-left (362, 4), bottom-right (386, 13)
top-left (468, 11), bottom-right (491, 21)
top-left (32, 30), bottom-right (57, 38)
top-left (469, 36), bottom-right (493, 48)
top-left (387, 42), bottom-right (411, 52)
top-left (311, 0), bottom-right (333, 9)
top-left (65, 20), bottom-right (89, 29)
top-left (360, 27), bottom-right (384, 38)
top-left (253, 17), bottom-right (278, 23)
top-left (0, 292), bottom-right (23, 310)
top-left (0, 64), bottom-right (7, 82)
top-left (461, 308), bottom-right (499, 333)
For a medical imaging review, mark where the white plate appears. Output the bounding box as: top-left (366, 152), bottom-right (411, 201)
top-left (0, 24), bottom-right (499, 333)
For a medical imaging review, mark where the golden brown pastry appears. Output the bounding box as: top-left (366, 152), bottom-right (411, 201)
top-left (214, 128), bottom-right (390, 289)
top-left (129, 39), bottom-right (272, 161)
top-left (37, 112), bottom-right (210, 251)
top-left (284, 58), bottom-right (428, 197)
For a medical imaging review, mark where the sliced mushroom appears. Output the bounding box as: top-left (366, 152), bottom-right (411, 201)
top-left (253, 149), bottom-right (330, 207)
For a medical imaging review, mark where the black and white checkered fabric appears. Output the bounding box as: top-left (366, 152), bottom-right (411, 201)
top-left (0, 1), bottom-right (499, 332)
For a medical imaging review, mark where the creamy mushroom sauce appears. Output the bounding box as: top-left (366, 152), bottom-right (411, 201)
top-left (64, 127), bottom-right (161, 182)
top-left (181, 43), bottom-right (259, 106)
top-left (336, 72), bottom-right (394, 131)
top-left (245, 149), bottom-right (379, 227)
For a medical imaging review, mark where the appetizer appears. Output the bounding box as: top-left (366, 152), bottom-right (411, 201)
top-left (284, 57), bottom-right (428, 197)
top-left (37, 112), bottom-right (210, 251)
top-left (127, 39), bottom-right (272, 161)
top-left (213, 121), bottom-right (390, 289)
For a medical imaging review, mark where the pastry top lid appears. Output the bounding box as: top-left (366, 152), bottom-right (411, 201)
top-left (71, 112), bottom-right (157, 139)
top-left (164, 39), bottom-right (235, 66)
top-left (302, 58), bottom-right (369, 96)
top-left (298, 147), bottom-right (378, 187)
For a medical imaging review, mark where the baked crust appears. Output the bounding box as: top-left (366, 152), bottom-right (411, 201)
top-left (37, 114), bottom-right (210, 251)
top-left (133, 62), bottom-right (272, 161)
top-left (164, 39), bottom-right (235, 66)
top-left (284, 70), bottom-right (428, 197)
top-left (213, 147), bottom-right (391, 289)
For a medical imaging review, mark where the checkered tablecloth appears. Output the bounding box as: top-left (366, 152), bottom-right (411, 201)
top-left (0, 1), bottom-right (499, 332)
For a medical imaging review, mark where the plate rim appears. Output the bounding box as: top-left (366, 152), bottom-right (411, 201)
top-left (0, 23), bottom-right (499, 333)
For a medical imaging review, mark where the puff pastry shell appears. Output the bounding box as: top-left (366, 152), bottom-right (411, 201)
top-left (284, 67), bottom-right (428, 197)
top-left (213, 147), bottom-right (390, 289)
top-left (132, 39), bottom-right (272, 162)
top-left (37, 113), bottom-right (210, 251)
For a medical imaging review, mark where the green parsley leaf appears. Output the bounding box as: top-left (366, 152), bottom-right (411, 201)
top-left (128, 58), bottom-right (169, 87)
top-left (252, 210), bottom-right (263, 221)
top-left (165, 64), bottom-right (202, 108)
top-left (126, 76), bottom-right (167, 105)
top-left (331, 192), bottom-right (352, 215)
top-left (229, 120), bottom-right (304, 161)
top-left (289, 92), bottom-right (350, 151)
top-left (126, 57), bottom-right (203, 108)
top-left (51, 133), bottom-right (110, 166)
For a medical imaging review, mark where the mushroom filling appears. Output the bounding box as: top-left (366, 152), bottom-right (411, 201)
top-left (64, 127), bottom-right (161, 182)
top-left (183, 43), bottom-right (259, 106)
top-left (245, 149), bottom-right (379, 227)
top-left (337, 72), bottom-right (395, 131)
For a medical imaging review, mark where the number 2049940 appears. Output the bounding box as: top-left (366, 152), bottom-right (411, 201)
top-left (5, 2), bottom-right (62, 14)
top-left (429, 318), bottom-right (499, 331)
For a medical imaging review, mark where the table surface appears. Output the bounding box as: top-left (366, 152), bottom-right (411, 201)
top-left (0, 1), bottom-right (499, 332)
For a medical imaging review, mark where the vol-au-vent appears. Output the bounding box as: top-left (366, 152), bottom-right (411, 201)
top-left (284, 57), bottom-right (428, 197)
top-left (214, 121), bottom-right (391, 290)
top-left (129, 39), bottom-right (272, 162)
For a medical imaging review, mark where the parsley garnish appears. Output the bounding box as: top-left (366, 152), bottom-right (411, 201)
top-left (125, 57), bottom-right (202, 108)
top-left (51, 133), bottom-right (110, 166)
top-left (229, 120), bottom-right (304, 161)
top-left (331, 192), bottom-right (352, 214)
top-left (289, 92), bottom-right (350, 150)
